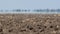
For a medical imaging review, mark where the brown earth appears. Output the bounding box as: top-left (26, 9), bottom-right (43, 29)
top-left (0, 14), bottom-right (60, 34)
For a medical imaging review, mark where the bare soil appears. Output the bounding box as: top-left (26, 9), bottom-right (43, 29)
top-left (0, 14), bottom-right (60, 34)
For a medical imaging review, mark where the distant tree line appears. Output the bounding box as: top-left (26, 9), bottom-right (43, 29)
top-left (0, 9), bottom-right (60, 12)
top-left (33, 9), bottom-right (60, 12)
top-left (12, 9), bottom-right (30, 12)
top-left (12, 9), bottom-right (60, 12)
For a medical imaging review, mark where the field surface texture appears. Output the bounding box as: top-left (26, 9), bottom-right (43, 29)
top-left (0, 14), bottom-right (60, 34)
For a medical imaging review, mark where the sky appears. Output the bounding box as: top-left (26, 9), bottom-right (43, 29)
top-left (0, 0), bottom-right (60, 10)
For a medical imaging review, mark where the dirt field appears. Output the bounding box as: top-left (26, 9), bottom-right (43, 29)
top-left (0, 14), bottom-right (60, 34)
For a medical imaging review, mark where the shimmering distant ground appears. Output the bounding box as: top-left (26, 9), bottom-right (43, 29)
top-left (0, 11), bottom-right (60, 14)
top-left (0, 14), bottom-right (60, 34)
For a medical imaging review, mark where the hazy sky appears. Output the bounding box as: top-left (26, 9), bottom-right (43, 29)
top-left (0, 0), bottom-right (60, 10)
